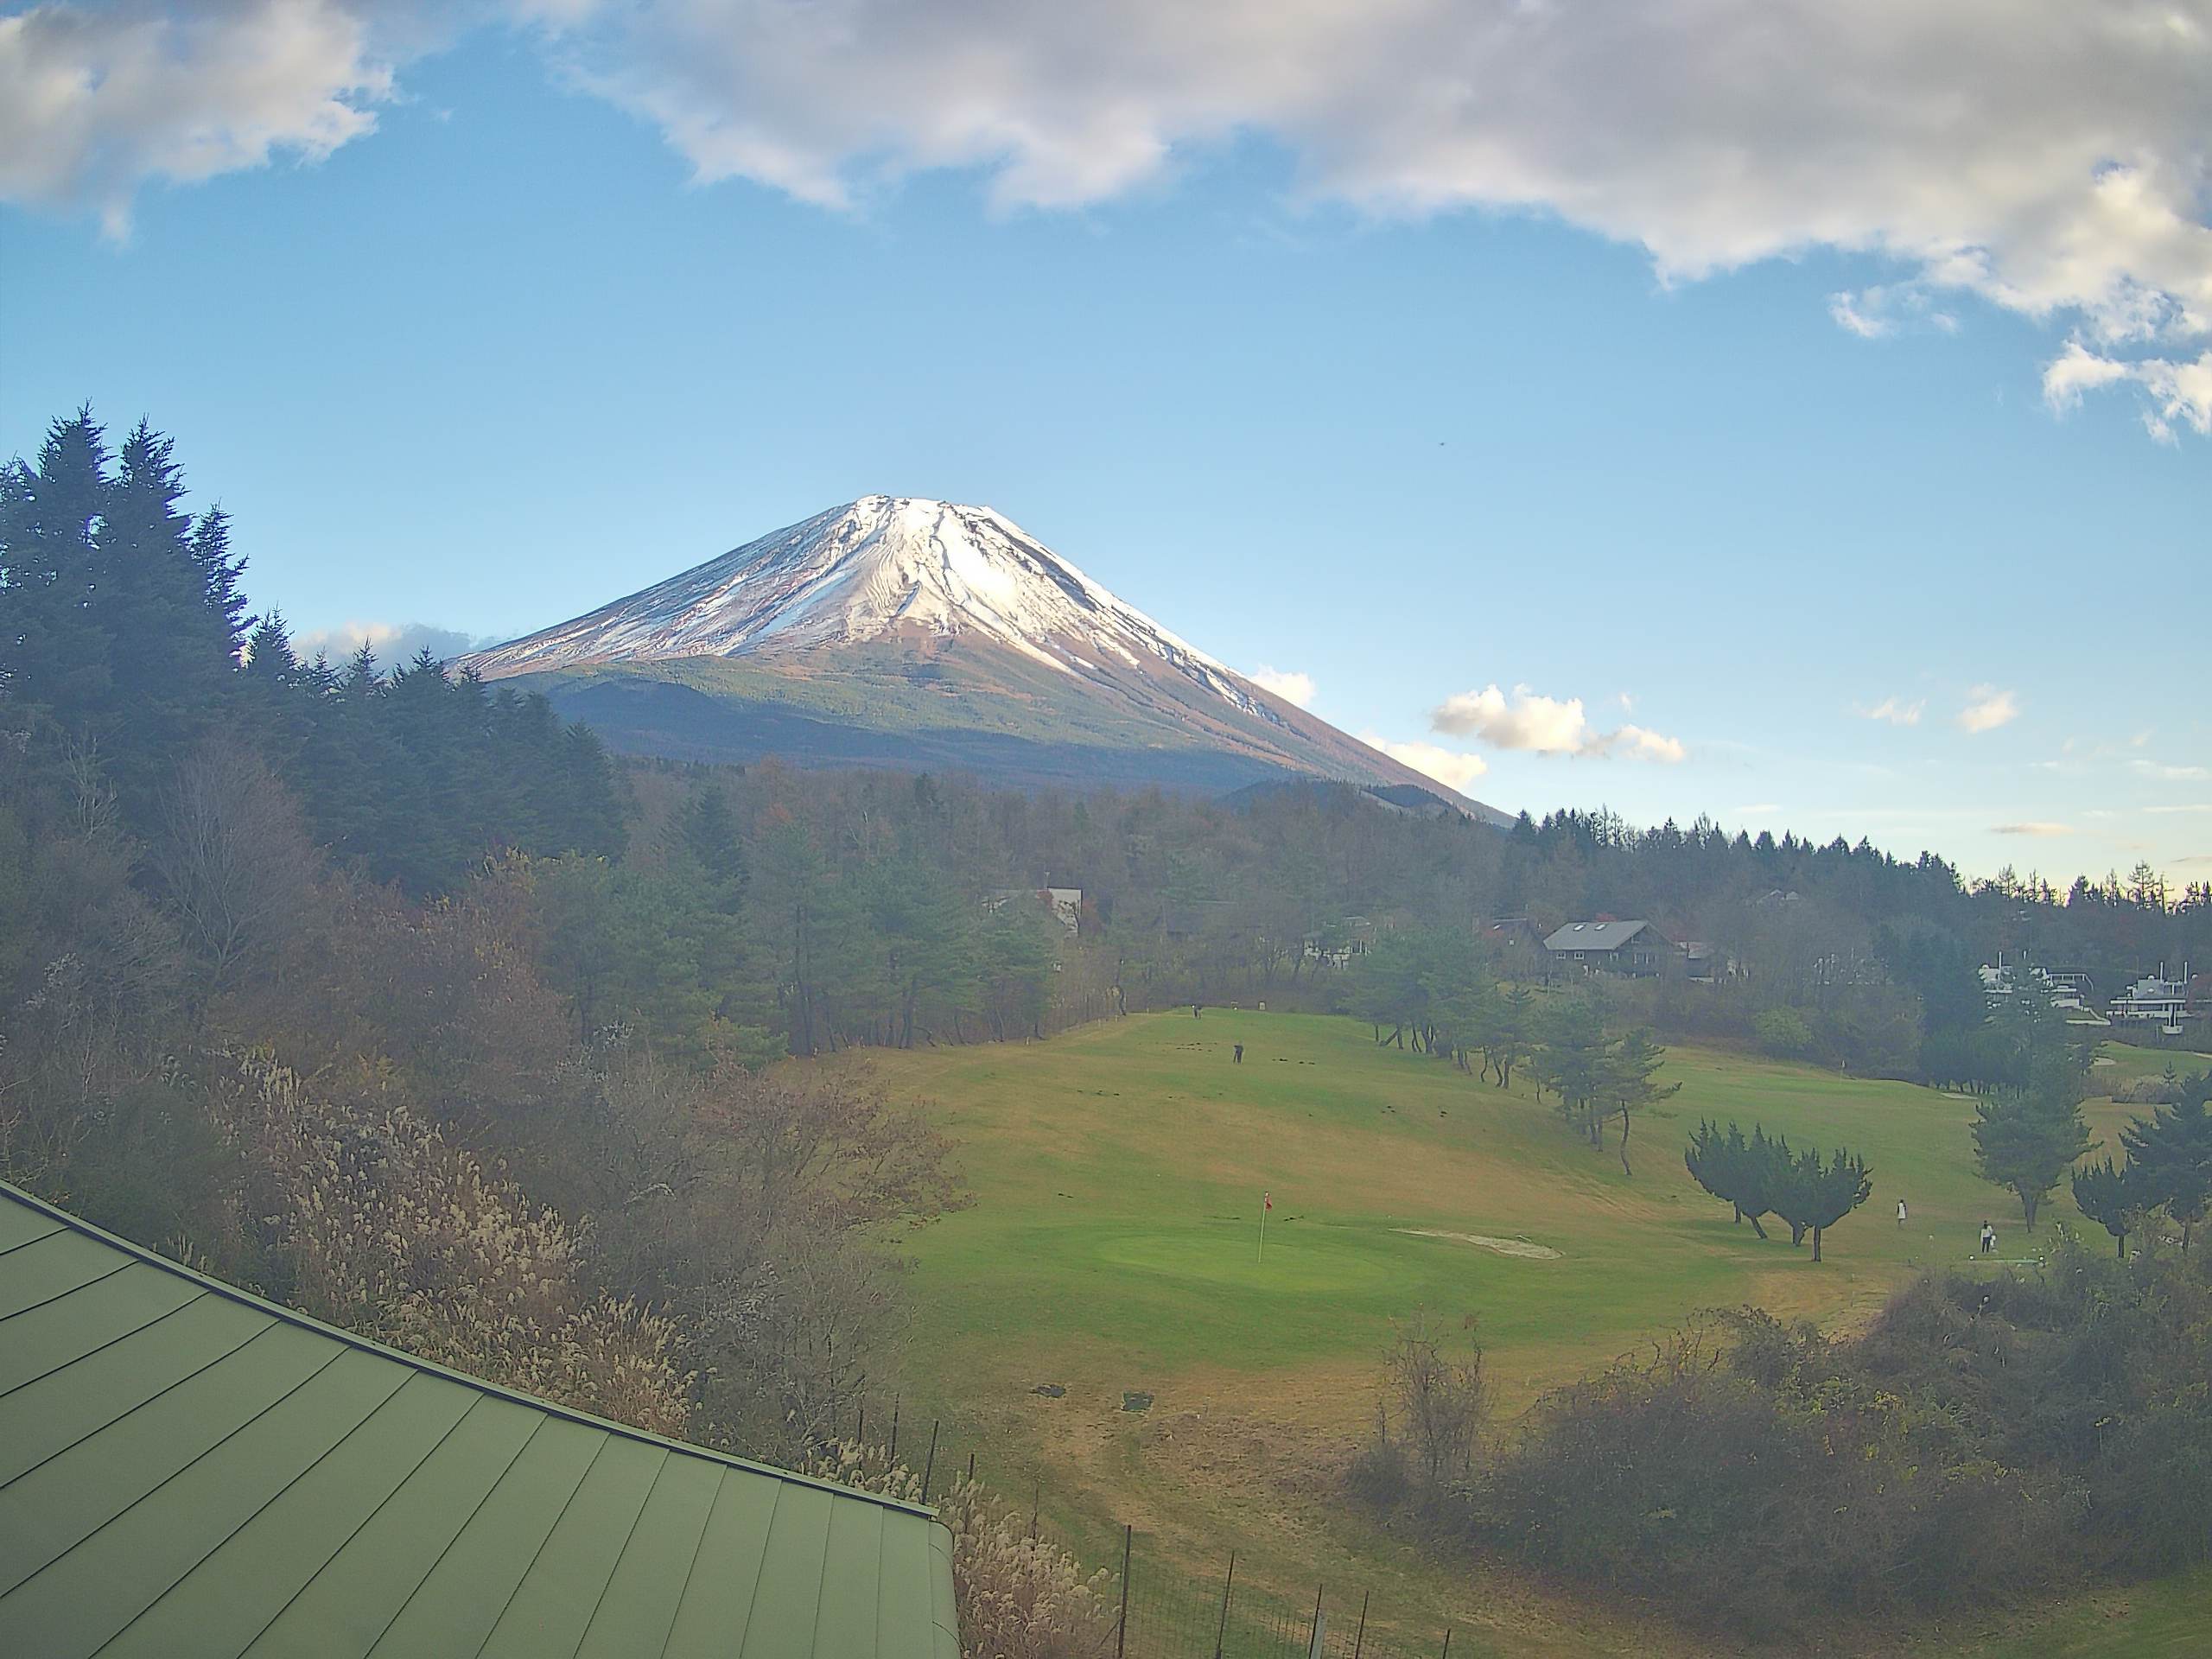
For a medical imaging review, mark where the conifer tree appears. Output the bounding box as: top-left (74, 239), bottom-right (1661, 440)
top-left (2120, 1088), bottom-right (2212, 1253)
top-left (1774, 1142), bottom-right (1873, 1260)
top-left (2071, 1156), bottom-right (2145, 1258)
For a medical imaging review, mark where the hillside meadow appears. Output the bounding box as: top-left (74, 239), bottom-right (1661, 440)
top-left (842, 1011), bottom-right (2210, 1656)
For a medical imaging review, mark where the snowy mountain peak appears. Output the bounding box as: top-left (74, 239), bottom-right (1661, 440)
top-left (462, 495), bottom-right (1268, 716)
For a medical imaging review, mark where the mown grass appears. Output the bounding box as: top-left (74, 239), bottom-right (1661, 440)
top-left (849, 1014), bottom-right (2209, 1656)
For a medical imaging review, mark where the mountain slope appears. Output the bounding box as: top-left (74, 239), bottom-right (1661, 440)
top-left (462, 497), bottom-right (1506, 818)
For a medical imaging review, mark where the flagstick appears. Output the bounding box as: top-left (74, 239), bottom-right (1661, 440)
top-left (1259, 1200), bottom-right (1267, 1263)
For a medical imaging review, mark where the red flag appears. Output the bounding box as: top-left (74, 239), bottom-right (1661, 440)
top-left (1263, 1192), bottom-right (1272, 1211)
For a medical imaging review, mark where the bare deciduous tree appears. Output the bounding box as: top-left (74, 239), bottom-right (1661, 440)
top-left (151, 741), bottom-right (318, 988)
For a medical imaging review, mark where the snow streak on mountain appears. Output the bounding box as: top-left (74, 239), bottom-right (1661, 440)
top-left (463, 496), bottom-right (1268, 721)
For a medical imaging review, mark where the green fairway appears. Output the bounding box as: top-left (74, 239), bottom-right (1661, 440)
top-left (849, 1012), bottom-right (2209, 1655)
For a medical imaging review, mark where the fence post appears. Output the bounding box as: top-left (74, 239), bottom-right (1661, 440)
top-left (1211, 1551), bottom-right (1236, 1659)
top-left (921, 1421), bottom-right (939, 1502)
top-left (1030, 1479), bottom-right (1039, 1541)
top-left (889, 1395), bottom-right (900, 1463)
top-left (1440, 1628), bottom-right (1452, 1658)
top-left (966, 1450), bottom-right (976, 1486)
top-left (1351, 1589), bottom-right (1369, 1659)
top-left (1116, 1524), bottom-right (1132, 1659)
top-left (1306, 1586), bottom-right (1325, 1659)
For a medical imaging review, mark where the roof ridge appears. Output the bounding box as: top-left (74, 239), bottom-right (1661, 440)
top-left (0, 1180), bottom-right (937, 1522)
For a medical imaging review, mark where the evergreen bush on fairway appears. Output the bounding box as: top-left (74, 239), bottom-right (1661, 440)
top-left (1684, 1119), bottom-right (1873, 1259)
top-left (1414, 1233), bottom-right (2212, 1640)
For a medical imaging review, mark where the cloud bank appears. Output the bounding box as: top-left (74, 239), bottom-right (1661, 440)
top-left (1431, 683), bottom-right (1686, 761)
top-left (1362, 733), bottom-right (1488, 795)
top-left (5, 1), bottom-right (2209, 431)
top-left (293, 619), bottom-right (502, 671)
top-left (0, 0), bottom-right (397, 237)
top-left (1248, 664), bottom-right (1316, 709)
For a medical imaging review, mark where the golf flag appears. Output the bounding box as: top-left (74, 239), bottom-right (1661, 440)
top-left (1264, 1192), bottom-right (1272, 1211)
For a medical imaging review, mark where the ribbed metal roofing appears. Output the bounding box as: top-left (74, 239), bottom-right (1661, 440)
top-left (0, 1179), bottom-right (959, 1659)
top-left (1541, 918), bottom-right (1658, 952)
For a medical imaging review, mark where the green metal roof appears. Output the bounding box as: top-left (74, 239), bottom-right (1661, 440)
top-left (0, 1179), bottom-right (960, 1659)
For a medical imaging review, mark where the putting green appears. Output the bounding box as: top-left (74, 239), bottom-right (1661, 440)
top-left (1095, 1222), bottom-right (1405, 1293)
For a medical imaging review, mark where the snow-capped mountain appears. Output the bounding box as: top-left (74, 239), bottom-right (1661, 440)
top-left (462, 497), bottom-right (1505, 817)
top-left (465, 496), bottom-right (1263, 709)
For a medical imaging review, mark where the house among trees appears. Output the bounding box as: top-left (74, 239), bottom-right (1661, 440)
top-left (1543, 918), bottom-right (1677, 976)
top-left (984, 885), bottom-right (1083, 936)
top-left (1478, 917), bottom-right (1552, 981)
top-left (1677, 939), bottom-right (1730, 982)
top-left (2110, 969), bottom-right (2201, 1031)
top-left (0, 1180), bottom-right (959, 1658)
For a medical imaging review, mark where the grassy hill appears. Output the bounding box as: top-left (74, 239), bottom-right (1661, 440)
top-left (845, 1012), bottom-right (2210, 1656)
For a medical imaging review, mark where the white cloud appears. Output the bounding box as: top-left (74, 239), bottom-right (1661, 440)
top-left (2043, 340), bottom-right (2212, 439)
top-left (1248, 664), bottom-right (1316, 709)
top-left (1359, 732), bottom-right (1488, 794)
top-left (534, 0), bottom-right (2212, 432)
top-left (1599, 724), bottom-right (1689, 763)
top-left (293, 619), bottom-right (500, 671)
top-left (2136, 760), bottom-right (2212, 782)
top-left (1856, 695), bottom-right (1925, 727)
top-left (0, 0), bottom-right (398, 236)
top-left (1828, 283), bottom-right (1959, 340)
top-left (1993, 821), bottom-right (2073, 836)
top-left (1429, 682), bottom-right (1686, 761)
top-left (1735, 802), bottom-right (1780, 816)
top-left (8, 2), bottom-right (2210, 435)
top-left (1432, 683), bottom-right (1587, 752)
top-left (2144, 803), bottom-right (2212, 814)
top-left (1957, 685), bottom-right (2019, 734)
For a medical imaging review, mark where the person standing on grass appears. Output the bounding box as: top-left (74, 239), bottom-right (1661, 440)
top-left (1980, 1220), bottom-right (1997, 1255)
top-left (1897, 1198), bottom-right (1908, 1229)
top-left (1234, 1043), bottom-right (1244, 1065)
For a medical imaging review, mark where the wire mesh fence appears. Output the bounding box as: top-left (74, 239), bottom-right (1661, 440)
top-left (1109, 1534), bottom-right (1455, 1659)
top-left (842, 1404), bottom-right (1458, 1659)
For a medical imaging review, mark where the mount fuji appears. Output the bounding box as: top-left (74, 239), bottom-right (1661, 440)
top-left (461, 496), bottom-right (1506, 817)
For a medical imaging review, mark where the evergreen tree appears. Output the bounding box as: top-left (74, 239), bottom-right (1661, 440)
top-left (1686, 1120), bottom-right (1793, 1240)
top-left (0, 410), bottom-right (114, 718)
top-left (1972, 1090), bottom-right (2094, 1231)
top-left (1600, 1027), bottom-right (1681, 1177)
top-left (2120, 1090), bottom-right (2212, 1253)
top-left (1970, 996), bottom-right (2094, 1230)
top-left (0, 411), bottom-right (250, 819)
top-left (1773, 1142), bottom-right (1873, 1261)
top-left (2071, 1156), bottom-right (2145, 1259)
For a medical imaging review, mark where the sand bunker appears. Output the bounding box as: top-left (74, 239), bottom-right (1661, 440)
top-left (1395, 1228), bottom-right (1562, 1260)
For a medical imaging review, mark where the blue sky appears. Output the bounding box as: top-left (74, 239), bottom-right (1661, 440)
top-left (3, 4), bottom-right (2207, 882)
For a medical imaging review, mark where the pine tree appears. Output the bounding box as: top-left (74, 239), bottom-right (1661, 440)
top-left (2120, 1091), bottom-right (2212, 1253)
top-left (2070, 1156), bottom-right (2144, 1258)
top-left (1601, 1027), bottom-right (1681, 1177)
top-left (1972, 1090), bottom-right (2094, 1231)
top-left (1773, 1142), bottom-right (1873, 1261)
top-left (0, 410), bottom-right (112, 717)
top-left (1970, 995), bottom-right (2094, 1230)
